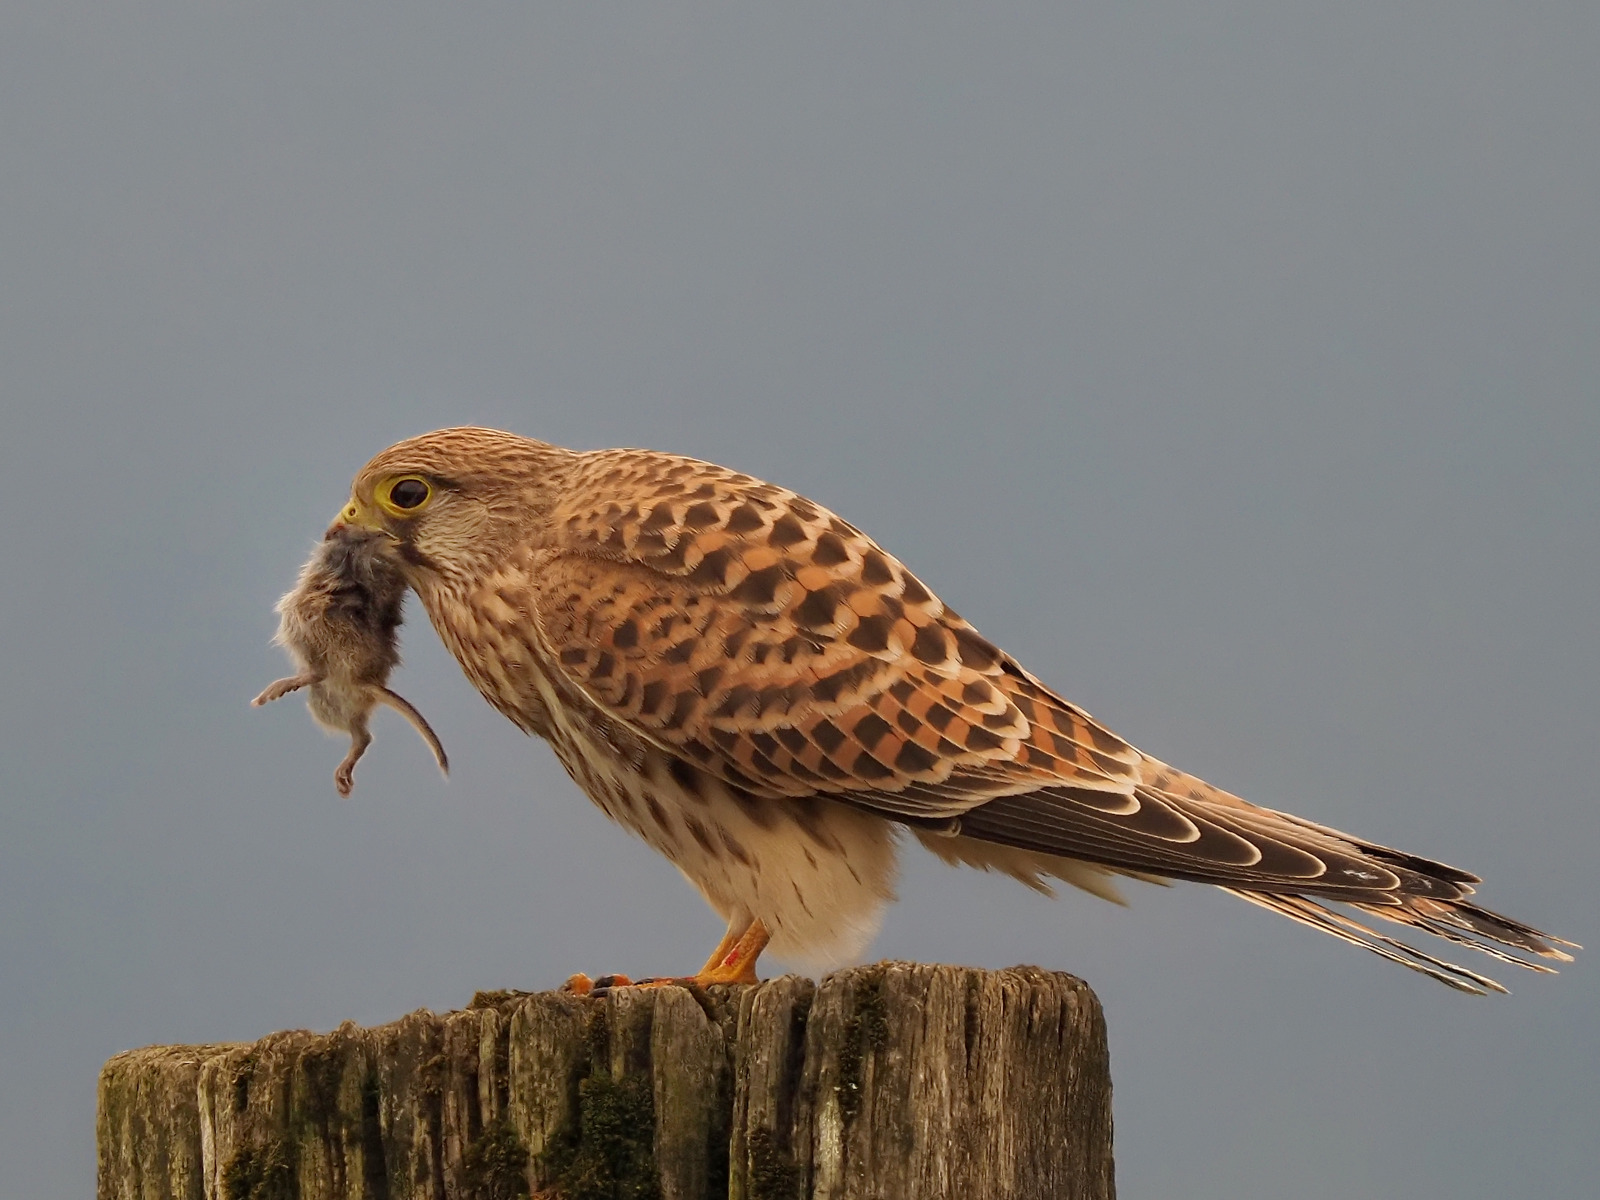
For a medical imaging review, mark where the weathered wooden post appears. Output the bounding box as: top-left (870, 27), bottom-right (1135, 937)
top-left (98, 962), bottom-right (1114, 1199)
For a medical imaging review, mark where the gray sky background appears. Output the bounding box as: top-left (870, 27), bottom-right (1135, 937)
top-left (2, 4), bottom-right (1596, 1196)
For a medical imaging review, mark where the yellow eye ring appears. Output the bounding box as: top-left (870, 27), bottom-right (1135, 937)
top-left (377, 475), bottom-right (433, 517)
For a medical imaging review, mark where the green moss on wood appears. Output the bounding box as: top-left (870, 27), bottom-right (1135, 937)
top-left (539, 1071), bottom-right (660, 1200)
top-left (835, 967), bottom-right (888, 1124)
top-left (462, 1121), bottom-right (531, 1200)
top-left (746, 1127), bottom-right (799, 1200)
top-left (583, 1005), bottom-right (612, 1071)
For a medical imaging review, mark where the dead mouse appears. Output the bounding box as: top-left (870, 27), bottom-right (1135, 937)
top-left (253, 527), bottom-right (448, 796)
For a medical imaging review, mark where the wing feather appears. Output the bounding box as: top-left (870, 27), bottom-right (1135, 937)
top-left (528, 448), bottom-right (1572, 988)
top-left (538, 451), bottom-right (1128, 808)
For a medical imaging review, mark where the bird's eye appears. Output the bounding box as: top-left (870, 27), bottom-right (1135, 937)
top-left (381, 476), bottom-right (432, 515)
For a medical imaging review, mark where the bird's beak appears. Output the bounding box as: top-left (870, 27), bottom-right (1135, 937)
top-left (324, 498), bottom-right (395, 543)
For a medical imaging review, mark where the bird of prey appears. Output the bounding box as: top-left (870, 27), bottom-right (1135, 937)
top-left (324, 426), bottom-right (1572, 994)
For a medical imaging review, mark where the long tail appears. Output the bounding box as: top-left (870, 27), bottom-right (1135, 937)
top-left (377, 688), bottom-right (450, 776)
top-left (1221, 889), bottom-right (1574, 995)
top-left (954, 759), bottom-right (1576, 995)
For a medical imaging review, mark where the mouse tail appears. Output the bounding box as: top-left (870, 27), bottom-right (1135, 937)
top-left (377, 688), bottom-right (450, 776)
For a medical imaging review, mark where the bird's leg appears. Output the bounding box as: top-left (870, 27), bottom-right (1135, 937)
top-left (561, 917), bottom-right (772, 996)
top-left (695, 919), bottom-right (770, 985)
top-left (694, 914), bottom-right (751, 977)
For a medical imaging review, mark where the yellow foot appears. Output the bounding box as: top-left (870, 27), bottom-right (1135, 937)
top-left (556, 918), bottom-right (772, 996)
top-left (697, 918), bottom-right (770, 985)
top-left (559, 973), bottom-right (634, 996)
top-left (557, 967), bottom-right (760, 997)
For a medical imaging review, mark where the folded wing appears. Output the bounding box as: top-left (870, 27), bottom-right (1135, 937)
top-left (535, 448), bottom-right (1574, 993)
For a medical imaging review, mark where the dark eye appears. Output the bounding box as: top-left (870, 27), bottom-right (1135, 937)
top-left (388, 478), bottom-right (430, 510)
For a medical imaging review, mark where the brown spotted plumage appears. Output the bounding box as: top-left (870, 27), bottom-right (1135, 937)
top-left (320, 427), bottom-right (1573, 993)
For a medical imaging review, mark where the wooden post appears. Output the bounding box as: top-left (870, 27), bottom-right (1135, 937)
top-left (98, 962), bottom-right (1114, 1200)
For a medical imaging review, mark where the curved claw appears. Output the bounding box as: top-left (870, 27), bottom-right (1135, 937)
top-left (560, 972), bottom-right (634, 996)
top-left (554, 918), bottom-right (772, 998)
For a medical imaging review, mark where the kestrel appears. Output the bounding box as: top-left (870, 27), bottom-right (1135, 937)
top-left (323, 427), bottom-right (1572, 994)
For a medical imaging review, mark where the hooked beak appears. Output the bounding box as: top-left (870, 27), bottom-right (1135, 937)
top-left (324, 498), bottom-right (398, 545)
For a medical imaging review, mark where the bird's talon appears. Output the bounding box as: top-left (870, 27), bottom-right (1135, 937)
top-left (560, 972), bottom-right (639, 997)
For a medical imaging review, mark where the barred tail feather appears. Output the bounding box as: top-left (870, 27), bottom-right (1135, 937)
top-left (1223, 888), bottom-right (1576, 995)
top-left (1222, 890), bottom-right (1509, 995)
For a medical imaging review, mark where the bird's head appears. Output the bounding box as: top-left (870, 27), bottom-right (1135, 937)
top-left (331, 427), bottom-right (574, 584)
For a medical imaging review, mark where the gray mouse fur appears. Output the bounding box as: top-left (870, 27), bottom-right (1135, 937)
top-left (253, 527), bottom-right (448, 796)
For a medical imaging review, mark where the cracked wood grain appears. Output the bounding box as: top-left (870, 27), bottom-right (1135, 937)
top-left (99, 963), bottom-right (1112, 1200)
